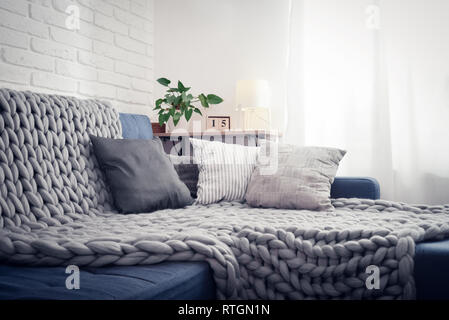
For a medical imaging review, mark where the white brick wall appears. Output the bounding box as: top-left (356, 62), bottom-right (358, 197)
top-left (0, 0), bottom-right (154, 117)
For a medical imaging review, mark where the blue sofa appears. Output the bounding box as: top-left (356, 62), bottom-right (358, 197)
top-left (0, 114), bottom-right (446, 300)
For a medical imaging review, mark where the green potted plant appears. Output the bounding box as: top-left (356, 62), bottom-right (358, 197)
top-left (154, 78), bottom-right (224, 131)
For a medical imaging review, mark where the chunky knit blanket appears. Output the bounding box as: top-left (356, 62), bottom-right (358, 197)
top-left (1, 88), bottom-right (449, 300)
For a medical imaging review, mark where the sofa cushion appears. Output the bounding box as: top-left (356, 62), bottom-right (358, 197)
top-left (119, 113), bottom-right (153, 140)
top-left (331, 177), bottom-right (380, 200)
top-left (191, 139), bottom-right (259, 205)
top-left (90, 136), bottom-right (193, 213)
top-left (245, 142), bottom-right (346, 211)
top-left (169, 155), bottom-right (199, 198)
top-left (0, 262), bottom-right (215, 300)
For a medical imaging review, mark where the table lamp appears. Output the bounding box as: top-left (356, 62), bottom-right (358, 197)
top-left (235, 79), bottom-right (271, 130)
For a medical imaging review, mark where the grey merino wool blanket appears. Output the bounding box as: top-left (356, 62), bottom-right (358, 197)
top-left (1, 88), bottom-right (449, 300)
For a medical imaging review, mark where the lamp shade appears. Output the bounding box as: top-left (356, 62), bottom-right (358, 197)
top-left (235, 80), bottom-right (271, 109)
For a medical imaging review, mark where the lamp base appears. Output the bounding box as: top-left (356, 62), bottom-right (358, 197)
top-left (243, 107), bottom-right (270, 131)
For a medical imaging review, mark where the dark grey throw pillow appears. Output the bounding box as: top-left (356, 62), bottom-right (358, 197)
top-left (173, 164), bottom-right (199, 198)
top-left (90, 136), bottom-right (193, 214)
top-left (169, 155), bottom-right (199, 198)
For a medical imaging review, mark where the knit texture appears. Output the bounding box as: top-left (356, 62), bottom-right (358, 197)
top-left (1, 88), bottom-right (449, 300)
top-left (0, 88), bottom-right (120, 230)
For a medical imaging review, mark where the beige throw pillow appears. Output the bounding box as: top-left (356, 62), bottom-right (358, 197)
top-left (245, 142), bottom-right (346, 211)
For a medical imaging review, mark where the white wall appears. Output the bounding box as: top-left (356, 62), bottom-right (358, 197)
top-left (154, 0), bottom-right (289, 129)
top-left (0, 0), bottom-right (154, 116)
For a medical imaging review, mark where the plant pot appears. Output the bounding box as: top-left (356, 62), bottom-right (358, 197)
top-left (167, 116), bottom-right (189, 133)
top-left (151, 122), bottom-right (166, 134)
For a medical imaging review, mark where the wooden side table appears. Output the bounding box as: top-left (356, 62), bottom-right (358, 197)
top-left (153, 130), bottom-right (281, 156)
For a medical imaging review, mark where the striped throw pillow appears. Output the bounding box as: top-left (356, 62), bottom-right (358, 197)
top-left (191, 139), bottom-right (259, 205)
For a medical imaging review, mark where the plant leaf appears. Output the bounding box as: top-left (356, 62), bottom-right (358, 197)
top-left (158, 113), bottom-right (165, 126)
top-left (207, 94), bottom-right (224, 104)
top-left (166, 95), bottom-right (175, 105)
top-left (181, 92), bottom-right (188, 103)
top-left (193, 108), bottom-right (202, 116)
top-left (199, 94), bottom-right (209, 108)
top-left (178, 81), bottom-right (191, 93)
top-left (173, 112), bottom-right (182, 126)
top-left (154, 98), bottom-right (163, 110)
top-left (157, 78), bottom-right (171, 86)
top-left (185, 108), bottom-right (193, 121)
top-left (174, 95), bottom-right (182, 106)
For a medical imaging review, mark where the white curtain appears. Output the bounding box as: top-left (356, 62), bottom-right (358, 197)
top-left (284, 0), bottom-right (449, 205)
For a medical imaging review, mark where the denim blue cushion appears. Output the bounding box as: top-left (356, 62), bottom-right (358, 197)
top-left (0, 262), bottom-right (215, 300)
top-left (119, 113), bottom-right (153, 140)
top-left (415, 239), bottom-right (449, 300)
top-left (331, 177), bottom-right (380, 200)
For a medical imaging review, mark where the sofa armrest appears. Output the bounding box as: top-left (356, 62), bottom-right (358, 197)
top-left (330, 177), bottom-right (380, 200)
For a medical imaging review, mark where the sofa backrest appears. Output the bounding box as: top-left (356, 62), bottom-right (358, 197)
top-left (0, 89), bottom-right (121, 230)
